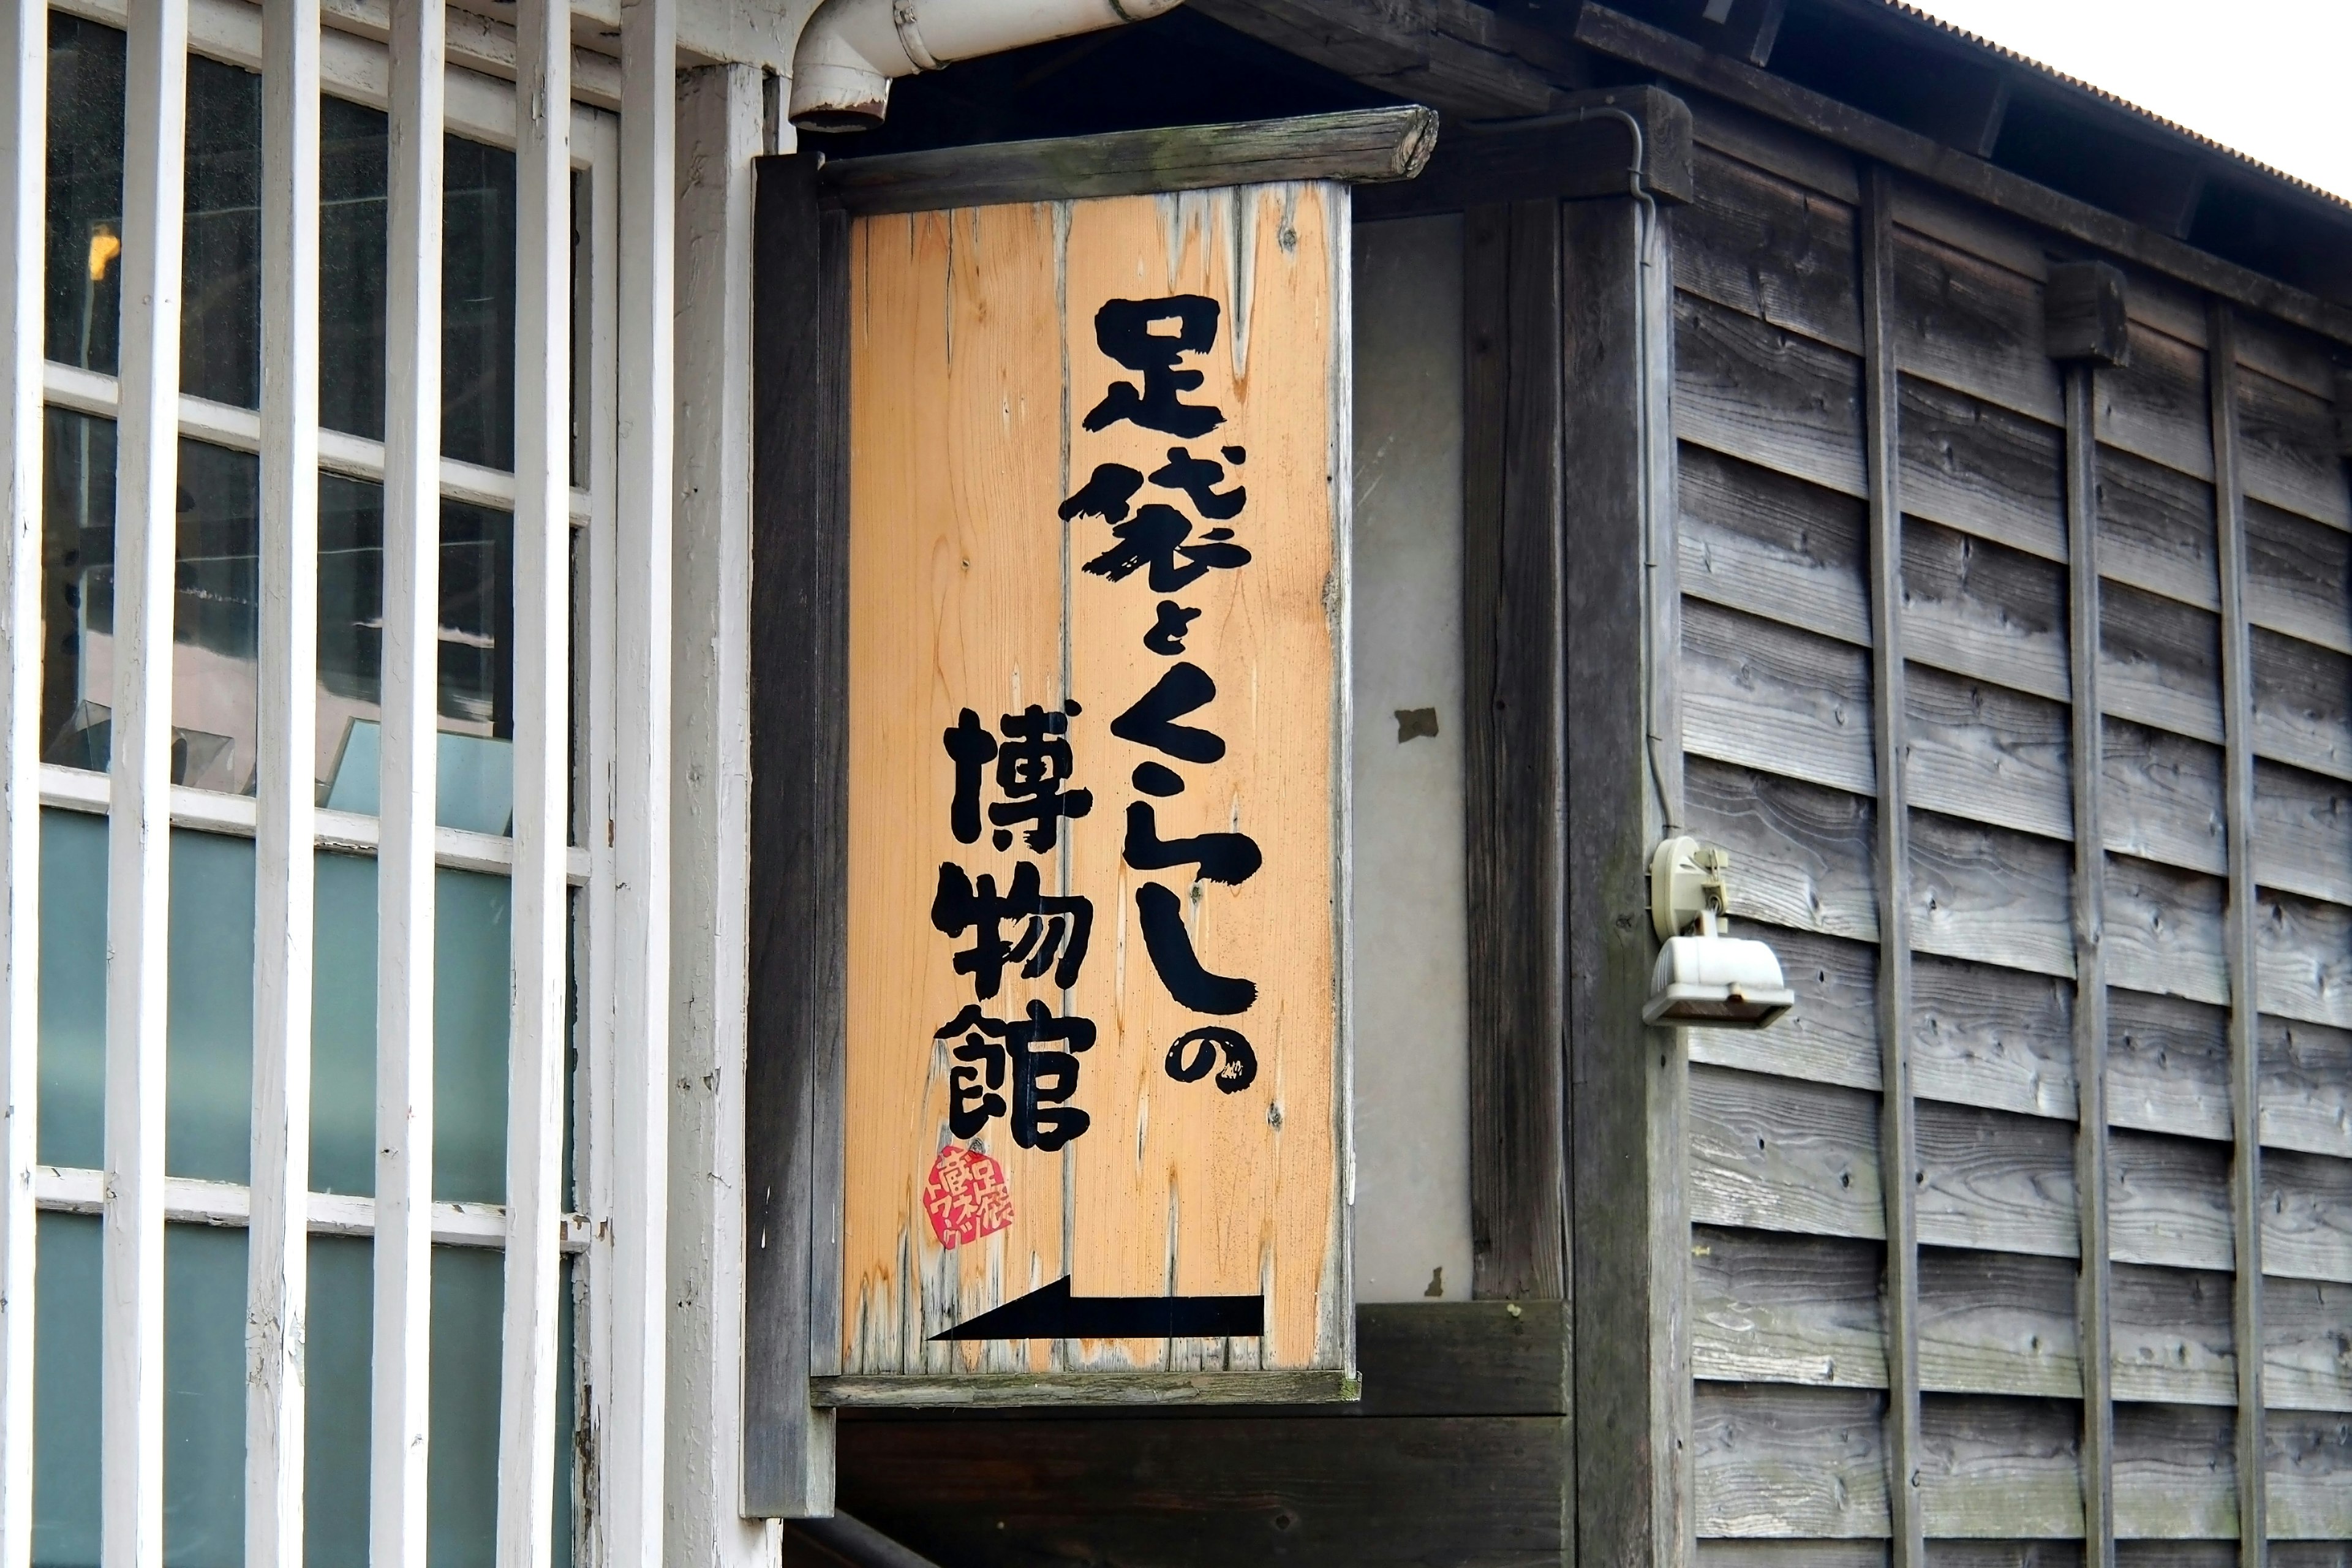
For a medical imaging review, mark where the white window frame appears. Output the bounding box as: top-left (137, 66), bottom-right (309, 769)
top-left (0, 2), bottom-right (678, 1564)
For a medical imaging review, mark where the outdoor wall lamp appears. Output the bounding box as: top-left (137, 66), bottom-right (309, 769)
top-left (1643, 835), bottom-right (1795, 1029)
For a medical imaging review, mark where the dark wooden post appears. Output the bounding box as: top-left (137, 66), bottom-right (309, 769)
top-left (1463, 198), bottom-right (1569, 1306)
top-left (744, 151), bottom-right (849, 1518)
top-left (1564, 186), bottom-right (1691, 1568)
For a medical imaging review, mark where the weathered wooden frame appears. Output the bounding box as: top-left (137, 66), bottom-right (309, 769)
top-left (745, 105), bottom-right (1438, 1513)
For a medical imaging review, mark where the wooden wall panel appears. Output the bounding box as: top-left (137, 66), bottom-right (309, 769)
top-left (1676, 123), bottom-right (2352, 1568)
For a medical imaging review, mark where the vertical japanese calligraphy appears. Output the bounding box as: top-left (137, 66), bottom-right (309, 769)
top-left (842, 186), bottom-right (1348, 1383)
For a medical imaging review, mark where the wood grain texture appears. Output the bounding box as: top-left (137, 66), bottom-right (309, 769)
top-left (1687, 90), bottom-right (1863, 207)
top-left (2252, 627), bottom-right (2352, 782)
top-left (1902, 520), bottom-right (2069, 706)
top-left (1697, 1543), bottom-right (1890, 1566)
top-left (2236, 364), bottom-right (2351, 533)
top-left (1678, 441), bottom-right (1870, 648)
top-left (1351, 1300), bottom-right (1570, 1417)
top-left (1689, 921), bottom-right (1880, 1093)
top-left (1689, 1062), bottom-right (1885, 1243)
top-left (2111, 1262), bottom-right (2237, 1408)
top-left (2262, 1016), bottom-right (2352, 1159)
top-left (839, 187), bottom-right (1347, 1377)
top-left (820, 108), bottom-right (1438, 216)
top-left (1918, 1393), bottom-right (2084, 1539)
top-left (2113, 1401), bottom-right (2239, 1540)
top-left (1693, 1226), bottom-right (1888, 1390)
top-left (1909, 809), bottom-right (2074, 979)
top-left (2253, 760), bottom-right (2352, 907)
top-left (2245, 498), bottom-right (2352, 658)
top-left (834, 1412), bottom-right (1571, 1567)
top-left (2255, 888), bottom-right (2352, 1030)
top-left (1674, 144), bottom-right (1860, 356)
top-left (2103, 854), bottom-right (2228, 1011)
top-left (1891, 226), bottom-right (2061, 428)
top-left (1911, 956), bottom-right (2075, 1123)
top-left (1918, 1248), bottom-right (2082, 1400)
top-left (1914, 1099), bottom-right (2078, 1260)
top-left (2101, 580), bottom-right (2223, 749)
top-left (1904, 663), bottom-right (2073, 845)
top-left (1694, 1382), bottom-right (1893, 1539)
top-left (1562, 189), bottom-right (1691, 1568)
top-left (1899, 375), bottom-right (2067, 565)
top-left (747, 152), bottom-right (848, 1512)
top-left (2261, 1149), bottom-right (2352, 1284)
top-left (2261, 1275), bottom-right (2352, 1413)
top-left (2097, 445), bottom-right (2219, 616)
top-left (2097, 326), bottom-right (2214, 485)
top-left (2267, 1408), bottom-right (2352, 1539)
top-left (1463, 200), bottom-right (1566, 1303)
top-left (2109, 1130), bottom-right (2234, 1274)
top-left (1681, 598), bottom-right (1876, 799)
top-left (1686, 758), bottom-right (1880, 944)
top-left (1356, 87), bottom-right (1696, 217)
top-left (2108, 989), bottom-right (2231, 1145)
top-left (1675, 287), bottom-right (1868, 499)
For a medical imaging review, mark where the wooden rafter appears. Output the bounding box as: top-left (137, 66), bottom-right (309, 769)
top-left (1188, 0), bottom-right (1585, 119)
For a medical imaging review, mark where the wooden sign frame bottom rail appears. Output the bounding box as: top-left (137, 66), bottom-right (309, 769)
top-left (744, 105), bottom-right (1436, 1513)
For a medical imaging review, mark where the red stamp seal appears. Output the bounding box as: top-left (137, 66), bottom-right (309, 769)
top-left (923, 1144), bottom-right (1014, 1249)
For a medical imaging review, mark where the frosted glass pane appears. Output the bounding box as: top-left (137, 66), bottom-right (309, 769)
top-left (31, 1219), bottom-right (251, 1567)
top-left (37, 810), bottom-right (106, 1168)
top-left (303, 1235), bottom-right (371, 1567)
top-left (168, 830), bottom-right (255, 1183)
top-left (303, 1243), bottom-right (577, 1567)
top-left (302, 856), bottom-right (512, 1203)
top-left (164, 1226), bottom-right (248, 1565)
top-left (311, 849), bottom-right (378, 1196)
top-left (31, 1213), bottom-right (99, 1568)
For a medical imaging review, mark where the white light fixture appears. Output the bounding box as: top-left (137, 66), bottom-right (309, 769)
top-left (1644, 836), bottom-right (1794, 1029)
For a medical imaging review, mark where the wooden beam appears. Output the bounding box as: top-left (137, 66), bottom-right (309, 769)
top-left (1354, 86), bottom-right (1694, 219)
top-left (1188, 0), bottom-right (1582, 119)
top-left (744, 150), bottom-right (848, 1520)
top-left (819, 106), bottom-right (1438, 215)
top-left (2207, 298), bottom-right (2268, 1564)
top-left (2045, 260), bottom-right (2131, 368)
top-left (1571, 1), bottom-right (2352, 349)
top-left (1463, 200), bottom-right (1567, 1304)
top-left (1860, 162), bottom-right (1925, 1568)
top-left (1564, 187), bottom-right (1689, 1568)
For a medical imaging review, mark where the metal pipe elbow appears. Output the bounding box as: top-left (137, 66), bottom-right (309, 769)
top-left (790, 0), bottom-right (1185, 132)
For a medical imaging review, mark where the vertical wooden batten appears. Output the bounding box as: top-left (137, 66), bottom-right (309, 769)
top-left (1463, 199), bottom-right (1567, 1305)
top-left (2206, 298), bottom-right (2267, 1564)
top-left (1566, 182), bottom-right (1689, 1566)
top-left (1858, 160), bottom-right (1924, 1568)
top-left (247, 2), bottom-right (322, 1564)
top-left (497, 1), bottom-right (572, 1562)
top-left (106, 4), bottom-right (189, 1562)
top-left (0, 1), bottom-right (39, 1559)
top-left (374, 2), bottom-right (444, 1562)
top-left (606, 0), bottom-right (679, 1553)
top-left (2049, 258), bottom-right (2125, 1568)
top-left (744, 151), bottom-right (846, 1518)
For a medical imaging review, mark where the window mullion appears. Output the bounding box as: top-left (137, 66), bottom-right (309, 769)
top-left (496, 3), bottom-right (571, 1564)
top-left (374, 3), bottom-right (445, 1566)
top-left (247, 2), bottom-right (323, 1566)
top-left (0, 1), bottom-right (43, 1559)
top-left (602, 0), bottom-right (677, 1554)
top-left (103, 5), bottom-right (189, 1563)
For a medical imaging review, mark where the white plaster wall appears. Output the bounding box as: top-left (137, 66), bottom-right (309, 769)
top-left (1348, 214), bottom-right (1474, 1303)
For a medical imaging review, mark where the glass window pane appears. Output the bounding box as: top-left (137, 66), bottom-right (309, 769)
top-left (44, 17), bottom-right (126, 375)
top-left (173, 438), bottom-right (260, 794)
top-left (314, 98), bottom-right (514, 470)
top-left (303, 1234), bottom-right (373, 1568)
top-left (37, 809), bottom-right (106, 1169)
top-left (167, 829), bottom-right (255, 1184)
top-left (311, 848), bottom-right (377, 1197)
top-left (321, 94), bottom-right (388, 440)
top-left (38, 418), bottom-right (263, 795)
top-left (31, 1212), bottom-right (100, 1567)
top-left (40, 407), bottom-right (114, 772)
top-left (181, 52), bottom-right (260, 408)
top-left (303, 854), bottom-right (513, 1204)
top-left (33, 1217), bottom-right (250, 1567)
top-left (316, 480), bottom-right (517, 836)
top-left (301, 1243), bottom-right (576, 1568)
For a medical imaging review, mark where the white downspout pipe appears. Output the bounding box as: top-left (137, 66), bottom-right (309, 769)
top-left (791, 0), bottom-right (1186, 132)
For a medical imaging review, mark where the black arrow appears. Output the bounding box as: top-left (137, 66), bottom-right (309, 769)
top-left (929, 1276), bottom-right (1264, 1341)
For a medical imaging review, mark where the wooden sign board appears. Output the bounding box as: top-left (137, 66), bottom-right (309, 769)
top-left (830, 183), bottom-right (1353, 1401)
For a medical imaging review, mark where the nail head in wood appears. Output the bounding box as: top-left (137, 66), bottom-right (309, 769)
top-left (2045, 260), bottom-right (2130, 367)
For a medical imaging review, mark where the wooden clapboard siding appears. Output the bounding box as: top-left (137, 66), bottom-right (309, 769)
top-left (1676, 290), bottom-right (1868, 499)
top-left (1673, 146), bottom-right (1861, 356)
top-left (1679, 443), bottom-right (1871, 647)
top-left (1675, 107), bottom-right (2352, 1566)
top-left (2113, 1402), bottom-right (2239, 1539)
top-left (1918, 1393), bottom-right (2086, 1539)
top-left (1693, 1383), bottom-right (1893, 1539)
top-left (1899, 377), bottom-right (2067, 563)
top-left (1890, 226), bottom-right (2062, 428)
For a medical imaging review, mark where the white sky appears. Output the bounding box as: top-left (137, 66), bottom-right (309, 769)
top-left (1904, 0), bottom-right (2352, 200)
